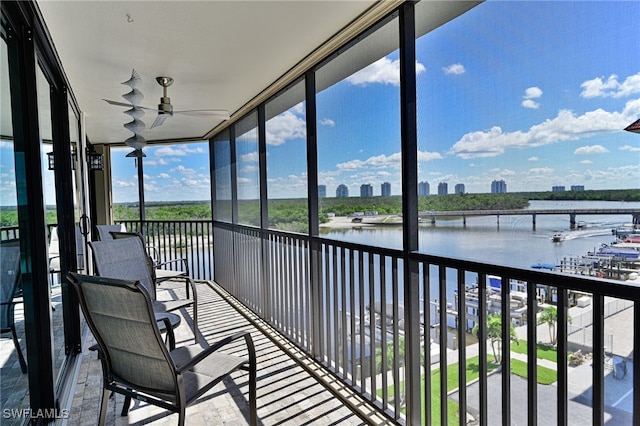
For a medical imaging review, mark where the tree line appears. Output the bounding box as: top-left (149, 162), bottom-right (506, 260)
top-left (1, 189), bottom-right (637, 228)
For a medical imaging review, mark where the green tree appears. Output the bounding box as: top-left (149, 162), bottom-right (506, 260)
top-left (537, 306), bottom-right (571, 346)
top-left (473, 313), bottom-right (519, 363)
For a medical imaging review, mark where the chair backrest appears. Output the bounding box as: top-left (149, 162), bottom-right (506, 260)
top-left (67, 272), bottom-right (177, 393)
top-left (88, 237), bottom-right (156, 299)
top-left (49, 226), bottom-right (85, 272)
top-left (96, 224), bottom-right (126, 241)
top-left (109, 231), bottom-right (158, 277)
top-left (1, 239), bottom-right (21, 331)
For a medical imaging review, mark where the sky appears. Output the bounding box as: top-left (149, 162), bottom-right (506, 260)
top-left (1, 1), bottom-right (639, 205)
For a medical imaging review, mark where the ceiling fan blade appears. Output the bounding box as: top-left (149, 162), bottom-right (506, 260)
top-left (103, 99), bottom-right (159, 112)
top-left (103, 99), bottom-right (131, 108)
top-left (125, 148), bottom-right (146, 158)
top-left (174, 109), bottom-right (230, 119)
top-left (150, 113), bottom-right (171, 129)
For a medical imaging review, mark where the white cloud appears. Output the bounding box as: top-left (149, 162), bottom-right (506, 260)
top-left (580, 72), bottom-right (640, 98)
top-left (169, 164), bottom-right (198, 178)
top-left (154, 146), bottom-right (205, 157)
top-left (524, 87), bottom-right (543, 99)
top-left (522, 99), bottom-right (540, 109)
top-left (158, 173), bottom-right (170, 179)
top-left (320, 118), bottom-right (335, 127)
top-left (450, 98), bottom-right (640, 159)
top-left (240, 151), bottom-right (259, 162)
top-left (529, 167), bottom-right (554, 174)
top-left (145, 157), bottom-right (180, 166)
top-left (581, 160), bottom-right (593, 164)
top-left (347, 57), bottom-right (425, 87)
top-left (528, 157), bottom-right (539, 161)
top-left (266, 110), bottom-right (306, 146)
top-left (418, 151), bottom-right (444, 162)
top-left (335, 150), bottom-right (442, 172)
top-left (443, 63), bottom-right (465, 75)
top-left (620, 144), bottom-right (640, 152)
top-left (574, 145), bottom-right (609, 154)
top-left (522, 87), bottom-right (542, 109)
top-left (113, 179), bottom-right (136, 188)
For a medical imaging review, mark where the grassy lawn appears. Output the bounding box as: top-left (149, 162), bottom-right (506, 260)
top-left (510, 358), bottom-right (557, 384)
top-left (510, 339), bottom-right (559, 362)
top-left (379, 354), bottom-right (557, 424)
top-left (380, 356), bottom-right (499, 425)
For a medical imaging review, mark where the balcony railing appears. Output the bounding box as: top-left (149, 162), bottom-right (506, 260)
top-left (3, 220), bottom-right (638, 425)
top-left (118, 220), bottom-right (215, 281)
top-left (213, 221), bottom-right (640, 426)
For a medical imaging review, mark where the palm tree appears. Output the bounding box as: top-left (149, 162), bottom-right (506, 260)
top-left (537, 306), bottom-right (571, 346)
top-left (473, 313), bottom-right (518, 363)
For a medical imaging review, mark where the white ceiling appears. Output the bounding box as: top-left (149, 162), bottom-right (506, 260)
top-left (36, 0), bottom-right (379, 146)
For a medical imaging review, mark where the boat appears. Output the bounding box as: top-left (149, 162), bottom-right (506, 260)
top-left (612, 224), bottom-right (640, 240)
top-left (531, 262), bottom-right (556, 270)
top-left (594, 244), bottom-right (640, 261)
top-left (552, 232), bottom-right (565, 242)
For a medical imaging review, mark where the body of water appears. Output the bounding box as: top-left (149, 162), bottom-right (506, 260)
top-left (320, 200), bottom-right (640, 270)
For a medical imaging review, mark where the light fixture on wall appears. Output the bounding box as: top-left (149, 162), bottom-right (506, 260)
top-left (47, 149), bottom-right (77, 171)
top-left (87, 148), bottom-right (104, 170)
top-left (47, 148), bottom-right (102, 171)
top-left (47, 151), bottom-right (56, 170)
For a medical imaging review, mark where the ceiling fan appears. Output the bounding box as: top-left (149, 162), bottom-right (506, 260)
top-left (104, 76), bottom-right (230, 129)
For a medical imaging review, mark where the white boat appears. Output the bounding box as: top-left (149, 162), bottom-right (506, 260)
top-left (552, 232), bottom-right (565, 242)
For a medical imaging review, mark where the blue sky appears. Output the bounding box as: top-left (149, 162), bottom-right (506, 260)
top-left (1, 1), bottom-right (639, 205)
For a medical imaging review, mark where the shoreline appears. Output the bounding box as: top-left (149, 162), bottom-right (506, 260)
top-left (320, 215), bottom-right (403, 229)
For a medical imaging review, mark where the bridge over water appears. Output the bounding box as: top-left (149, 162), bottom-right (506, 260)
top-left (418, 208), bottom-right (640, 228)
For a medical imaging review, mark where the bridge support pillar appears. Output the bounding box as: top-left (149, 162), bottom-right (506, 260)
top-left (430, 216), bottom-right (435, 225)
top-left (632, 212), bottom-right (640, 225)
top-left (570, 213), bottom-right (576, 229)
top-left (463, 215), bottom-right (466, 226)
top-left (532, 214), bottom-right (536, 230)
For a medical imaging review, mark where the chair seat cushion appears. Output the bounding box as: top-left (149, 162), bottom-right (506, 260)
top-left (152, 299), bottom-right (194, 314)
top-left (155, 269), bottom-right (188, 280)
top-left (171, 345), bottom-right (249, 404)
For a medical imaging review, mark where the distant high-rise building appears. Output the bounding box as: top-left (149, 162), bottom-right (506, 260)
top-left (418, 181), bottom-right (430, 196)
top-left (491, 179), bottom-right (507, 194)
top-left (360, 183), bottom-right (373, 197)
top-left (455, 183), bottom-right (465, 195)
top-left (571, 185), bottom-right (585, 191)
top-left (381, 182), bottom-right (391, 197)
top-left (336, 184), bottom-right (349, 198)
top-left (318, 185), bottom-right (326, 198)
top-left (552, 186), bottom-right (565, 192)
top-left (438, 182), bottom-right (448, 195)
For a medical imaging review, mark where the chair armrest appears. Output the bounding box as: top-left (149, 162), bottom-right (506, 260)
top-left (146, 245), bottom-right (160, 264)
top-left (48, 255), bottom-right (61, 271)
top-left (158, 317), bottom-right (176, 350)
top-left (176, 331), bottom-right (255, 373)
top-left (155, 257), bottom-right (190, 275)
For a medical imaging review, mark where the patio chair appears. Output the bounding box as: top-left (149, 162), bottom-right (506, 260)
top-left (96, 224), bottom-right (126, 241)
top-left (88, 236), bottom-right (199, 343)
top-left (1, 239), bottom-right (27, 373)
top-left (67, 272), bottom-right (257, 426)
top-left (110, 231), bottom-right (190, 288)
top-left (49, 226), bottom-right (85, 284)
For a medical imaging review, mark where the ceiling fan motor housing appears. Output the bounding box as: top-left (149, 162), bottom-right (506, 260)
top-left (156, 76), bottom-right (174, 115)
top-left (158, 97), bottom-right (173, 114)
